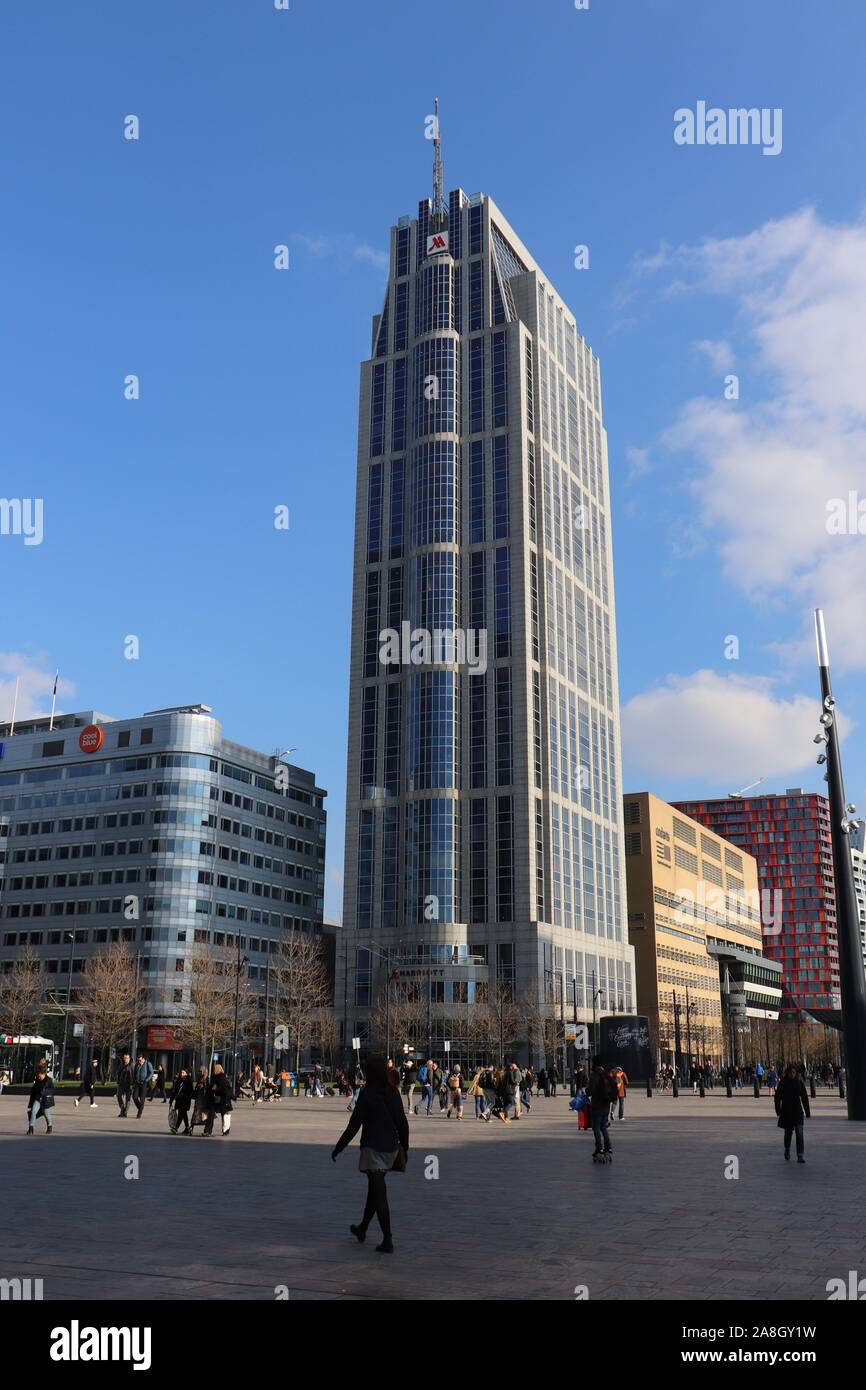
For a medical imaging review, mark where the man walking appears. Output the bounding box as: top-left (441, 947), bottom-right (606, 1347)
top-left (775, 1064), bottom-right (811, 1163)
top-left (132, 1053), bottom-right (154, 1118)
top-left (75, 1057), bottom-right (100, 1109)
top-left (414, 1059), bottom-right (434, 1116)
top-left (588, 1057), bottom-right (614, 1161)
top-left (509, 1062), bottom-right (523, 1118)
top-left (116, 1052), bottom-right (134, 1118)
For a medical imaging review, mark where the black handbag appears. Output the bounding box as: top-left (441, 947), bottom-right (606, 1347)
top-left (391, 1145), bottom-right (407, 1172)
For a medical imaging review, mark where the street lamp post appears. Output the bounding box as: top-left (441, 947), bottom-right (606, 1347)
top-left (59, 931), bottom-right (75, 1080)
top-left (814, 609), bottom-right (866, 1119)
top-left (231, 938), bottom-right (247, 1091)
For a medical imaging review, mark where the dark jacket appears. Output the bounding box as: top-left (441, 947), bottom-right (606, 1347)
top-left (173, 1074), bottom-right (194, 1108)
top-left (116, 1062), bottom-right (133, 1093)
top-left (588, 1068), bottom-right (609, 1110)
top-left (775, 1076), bottom-right (810, 1127)
top-left (28, 1075), bottom-right (55, 1110)
top-left (209, 1072), bottom-right (233, 1113)
top-left (334, 1083), bottom-right (409, 1157)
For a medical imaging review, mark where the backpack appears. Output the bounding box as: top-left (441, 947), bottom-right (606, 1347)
top-left (605, 1072), bottom-right (619, 1104)
top-left (418, 1065), bottom-right (429, 1084)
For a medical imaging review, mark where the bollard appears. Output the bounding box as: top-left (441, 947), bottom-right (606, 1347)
top-left (753, 1078), bottom-right (760, 1097)
top-left (672, 1076), bottom-right (679, 1097)
top-left (646, 1076), bottom-right (653, 1098)
top-left (699, 1080), bottom-right (705, 1098)
top-left (809, 1075), bottom-right (817, 1099)
top-left (725, 1076), bottom-right (733, 1098)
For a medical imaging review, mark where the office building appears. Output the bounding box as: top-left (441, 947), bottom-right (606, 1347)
top-left (338, 149), bottom-right (635, 1059)
top-left (623, 792), bottom-right (781, 1066)
top-left (672, 791), bottom-right (838, 1023)
top-left (0, 705), bottom-right (326, 1065)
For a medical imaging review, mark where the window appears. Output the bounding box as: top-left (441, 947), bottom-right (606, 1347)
top-left (117, 731), bottom-right (131, 749)
top-left (42, 740), bottom-right (64, 757)
top-left (139, 729), bottom-right (153, 746)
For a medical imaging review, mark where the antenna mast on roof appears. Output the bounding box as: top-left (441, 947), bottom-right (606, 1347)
top-left (432, 96), bottom-right (446, 227)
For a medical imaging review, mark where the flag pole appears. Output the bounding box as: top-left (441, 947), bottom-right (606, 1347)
top-left (49, 670), bottom-right (59, 731)
top-left (9, 676), bottom-right (19, 735)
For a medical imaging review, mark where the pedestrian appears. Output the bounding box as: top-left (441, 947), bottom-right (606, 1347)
top-left (775, 1064), bottom-right (810, 1163)
top-left (205, 1064), bottom-right (234, 1136)
top-left (588, 1057), bottom-right (613, 1162)
top-left (609, 1065), bottom-right (628, 1120)
top-left (437, 1067), bottom-right (449, 1111)
top-left (521, 1066), bottom-right (534, 1112)
top-left (538, 1066), bottom-right (550, 1098)
top-left (574, 1063), bottom-right (588, 1093)
top-left (508, 1063), bottom-right (523, 1118)
top-left (171, 1068), bottom-right (195, 1134)
top-left (190, 1066), bottom-right (211, 1134)
top-left (493, 1065), bottom-right (513, 1123)
top-left (401, 1057), bottom-right (417, 1112)
top-left (0, 1068), bottom-right (9, 1095)
top-left (251, 1064), bottom-right (265, 1104)
top-left (132, 1054), bottom-right (154, 1117)
top-left (75, 1058), bottom-right (100, 1109)
top-left (26, 1065), bottom-right (55, 1134)
top-left (414, 1059), bottom-right (435, 1116)
top-left (468, 1066), bottom-right (488, 1119)
top-left (767, 1065), bottom-right (778, 1095)
top-left (348, 1061), bottom-right (364, 1111)
top-left (549, 1064), bottom-right (560, 1098)
top-left (150, 1063), bottom-right (167, 1103)
top-left (331, 1054), bottom-right (409, 1255)
top-left (445, 1065), bottom-right (464, 1118)
top-left (116, 1052), bottom-right (134, 1118)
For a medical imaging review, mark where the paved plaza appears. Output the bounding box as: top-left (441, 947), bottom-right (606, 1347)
top-left (2, 1088), bottom-right (865, 1300)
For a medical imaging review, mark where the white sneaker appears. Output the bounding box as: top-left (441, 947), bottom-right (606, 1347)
top-left (74, 1099), bottom-right (80, 1108)
top-left (91, 1103), bottom-right (98, 1108)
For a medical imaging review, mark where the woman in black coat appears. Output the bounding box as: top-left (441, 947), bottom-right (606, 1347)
top-left (332, 1055), bottom-right (409, 1253)
top-left (205, 1064), bottom-right (234, 1136)
top-left (775, 1065), bottom-right (811, 1162)
top-left (190, 1066), bottom-right (211, 1135)
top-left (27, 1066), bottom-right (55, 1134)
top-left (171, 1069), bottom-right (195, 1134)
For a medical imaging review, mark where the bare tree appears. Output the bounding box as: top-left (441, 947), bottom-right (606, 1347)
top-left (369, 977), bottom-right (425, 1057)
top-left (182, 943), bottom-right (256, 1074)
top-left (272, 930), bottom-right (332, 1073)
top-left (0, 946), bottom-right (47, 1079)
top-left (75, 942), bottom-right (142, 1079)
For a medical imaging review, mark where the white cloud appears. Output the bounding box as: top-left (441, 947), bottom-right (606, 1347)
top-left (0, 654), bottom-right (74, 723)
top-left (621, 669), bottom-right (837, 783)
top-left (624, 445), bottom-right (651, 484)
top-left (643, 207), bottom-right (866, 670)
top-left (692, 337), bottom-right (734, 372)
top-left (291, 234), bottom-right (389, 273)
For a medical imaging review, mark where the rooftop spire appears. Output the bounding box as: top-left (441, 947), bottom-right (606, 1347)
top-left (432, 96), bottom-right (446, 226)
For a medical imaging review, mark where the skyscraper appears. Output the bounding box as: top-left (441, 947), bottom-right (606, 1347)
top-left (338, 142), bottom-right (634, 1060)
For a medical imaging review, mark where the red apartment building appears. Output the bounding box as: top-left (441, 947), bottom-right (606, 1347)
top-left (672, 790), bottom-right (839, 1023)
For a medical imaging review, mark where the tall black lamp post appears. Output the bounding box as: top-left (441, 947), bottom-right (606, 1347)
top-left (59, 930), bottom-right (75, 1080)
top-left (814, 608), bottom-right (866, 1120)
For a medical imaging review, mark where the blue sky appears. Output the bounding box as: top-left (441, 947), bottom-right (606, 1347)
top-left (3, 0), bottom-right (866, 919)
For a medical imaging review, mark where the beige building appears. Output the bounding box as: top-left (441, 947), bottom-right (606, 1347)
top-left (623, 792), bottom-right (781, 1067)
